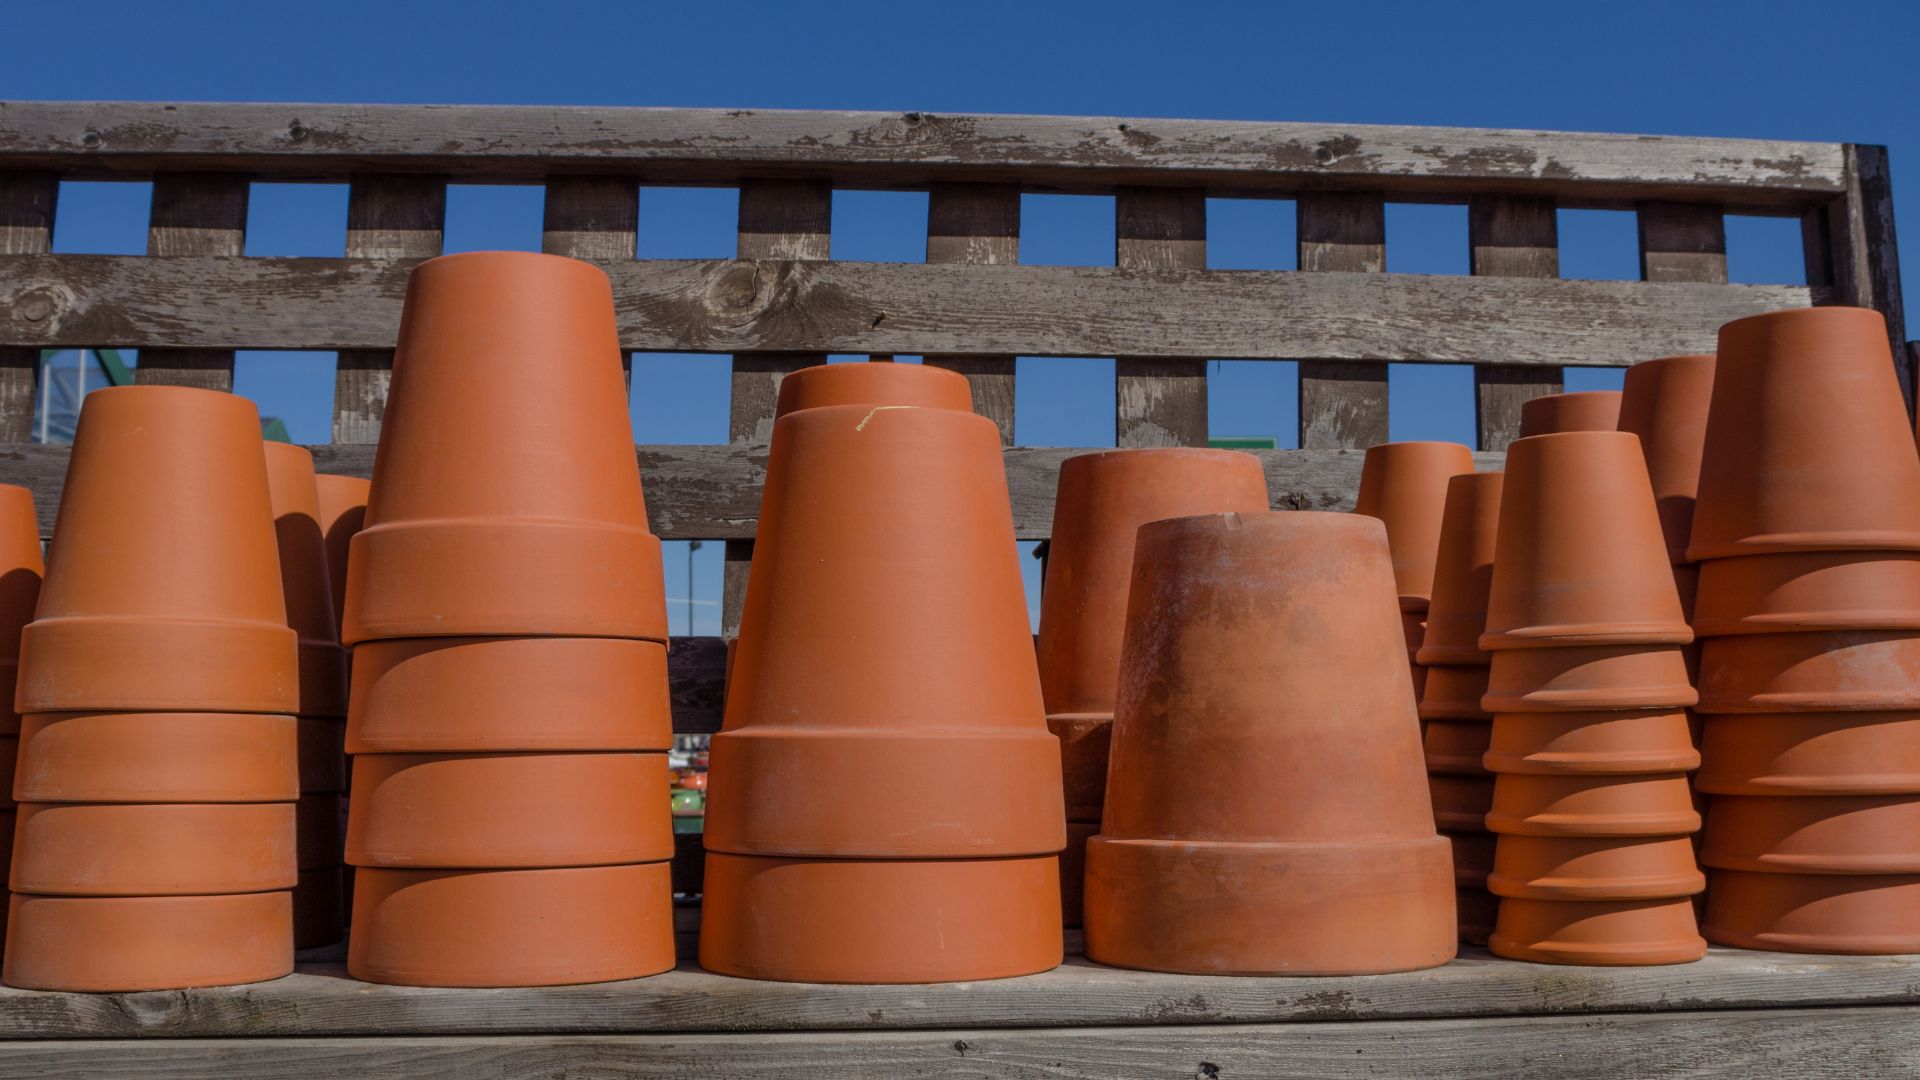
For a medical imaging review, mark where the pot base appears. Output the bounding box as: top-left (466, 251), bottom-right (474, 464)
top-left (1696, 712), bottom-right (1920, 795)
top-left (1490, 897), bottom-right (1705, 966)
top-left (1703, 869), bottom-right (1920, 954)
top-left (4, 891), bottom-right (293, 991)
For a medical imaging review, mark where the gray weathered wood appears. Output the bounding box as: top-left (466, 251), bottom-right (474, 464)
top-left (1114, 188), bottom-right (1208, 447)
top-left (1827, 144), bottom-right (1910, 407)
top-left (544, 175), bottom-right (638, 386)
top-left (1298, 191), bottom-right (1390, 448)
top-left (924, 184), bottom-right (1018, 444)
top-left (1470, 194), bottom-right (1563, 449)
top-left (1637, 202), bottom-right (1728, 284)
top-left (0, 172), bottom-right (54, 441)
top-left (332, 175), bottom-right (443, 443)
top-left (135, 173), bottom-right (246, 390)
top-left (0, 102), bottom-right (1851, 206)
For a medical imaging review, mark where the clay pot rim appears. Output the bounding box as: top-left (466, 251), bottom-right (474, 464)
top-left (1688, 532), bottom-right (1920, 562)
top-left (1479, 625), bottom-right (1695, 649)
top-left (1060, 447), bottom-right (1265, 467)
top-left (1486, 870), bottom-right (1706, 901)
top-left (1482, 748), bottom-right (1702, 775)
top-left (1488, 935), bottom-right (1706, 966)
top-left (1416, 645), bottom-right (1491, 666)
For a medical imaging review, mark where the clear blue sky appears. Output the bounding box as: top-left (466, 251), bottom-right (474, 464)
top-left (8, 0), bottom-right (1915, 632)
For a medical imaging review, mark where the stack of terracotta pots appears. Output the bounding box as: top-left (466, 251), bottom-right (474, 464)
top-left (1480, 431), bottom-right (1706, 966)
top-left (312, 472), bottom-right (370, 923)
top-left (0, 485), bottom-right (41, 944)
top-left (1356, 442), bottom-right (1476, 704)
top-left (1083, 511), bottom-right (1455, 974)
top-left (1416, 471), bottom-right (1504, 944)
top-left (1516, 390), bottom-right (1623, 439)
top-left (1688, 307), bottom-right (1920, 954)
top-left (700, 361), bottom-right (1065, 983)
top-left (340, 252), bottom-right (676, 987)
top-left (1036, 448), bottom-right (1269, 926)
top-left (6, 386), bottom-right (299, 991)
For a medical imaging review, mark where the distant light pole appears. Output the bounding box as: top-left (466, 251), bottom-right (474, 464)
top-left (686, 540), bottom-right (704, 635)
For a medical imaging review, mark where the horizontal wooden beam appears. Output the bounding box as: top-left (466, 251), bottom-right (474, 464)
top-left (0, 102), bottom-right (1848, 206)
top-left (0, 254), bottom-right (1818, 363)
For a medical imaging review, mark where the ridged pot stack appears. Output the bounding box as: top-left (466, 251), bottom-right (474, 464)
top-left (0, 485), bottom-right (42, 947)
top-left (1685, 307), bottom-right (1920, 954)
top-left (340, 252), bottom-right (675, 987)
top-left (312, 473), bottom-right (370, 925)
top-left (1416, 471), bottom-right (1504, 944)
top-left (1356, 442), bottom-right (1476, 706)
top-left (1036, 448), bottom-right (1269, 926)
top-left (1480, 431), bottom-right (1706, 966)
top-left (700, 362), bottom-right (1065, 983)
top-left (7, 387), bottom-right (299, 991)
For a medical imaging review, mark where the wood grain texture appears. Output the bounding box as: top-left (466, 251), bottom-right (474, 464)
top-left (1114, 187), bottom-right (1207, 447)
top-left (1637, 202), bottom-right (1728, 284)
top-left (135, 173), bottom-right (246, 390)
top-left (0, 172), bottom-right (55, 441)
top-left (1297, 191), bottom-right (1389, 448)
top-left (1470, 194), bottom-right (1563, 450)
top-left (1832, 145), bottom-right (1910, 407)
top-left (542, 175), bottom-right (638, 261)
top-left (924, 184), bottom-right (1018, 444)
top-left (332, 174), bottom-right (443, 443)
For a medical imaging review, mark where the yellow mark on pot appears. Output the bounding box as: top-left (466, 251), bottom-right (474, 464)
top-left (855, 405), bottom-right (917, 431)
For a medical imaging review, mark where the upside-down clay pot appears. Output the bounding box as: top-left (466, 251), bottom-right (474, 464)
top-left (1052, 716), bottom-right (1112, 823)
top-left (349, 863), bottom-right (675, 987)
top-left (1700, 795), bottom-right (1920, 874)
top-left (1424, 720), bottom-right (1493, 775)
top-left (1354, 442), bottom-right (1476, 611)
top-left (1696, 712), bottom-right (1920, 795)
top-left (1617, 354), bottom-right (1715, 566)
top-left (773, 360), bottom-right (975, 416)
top-left (1688, 307), bottom-right (1920, 560)
top-left (1083, 512), bottom-right (1455, 975)
top-left (263, 443), bottom-right (349, 718)
top-left (341, 252), bottom-right (666, 644)
top-left (4, 892), bottom-right (292, 991)
top-left (13, 712), bottom-right (298, 802)
top-left (1691, 552), bottom-right (1920, 635)
top-left (9, 802), bottom-right (296, 895)
top-left (1492, 897), bottom-right (1705, 965)
top-left (1483, 711), bottom-right (1699, 775)
top-left (1485, 774), bottom-right (1701, 837)
top-left (1417, 473), bottom-right (1504, 667)
top-left (1483, 644), bottom-right (1697, 712)
top-left (1702, 870), bottom-right (1920, 953)
top-left (1517, 390), bottom-right (1623, 439)
top-left (1697, 631), bottom-right (1920, 712)
top-left (1488, 835), bottom-right (1704, 900)
top-left (17, 386), bottom-right (297, 714)
top-left (0, 485), bottom-right (43, 735)
top-left (1482, 432), bottom-right (1691, 648)
top-left (703, 401), bottom-right (1062, 859)
top-left (1419, 664), bottom-right (1493, 721)
top-left (1429, 774), bottom-right (1496, 832)
top-left (313, 474), bottom-right (369, 641)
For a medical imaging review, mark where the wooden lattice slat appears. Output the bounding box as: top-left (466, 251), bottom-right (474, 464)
top-left (1114, 187), bottom-right (1208, 448)
top-left (1297, 191), bottom-right (1390, 449)
top-left (332, 174), bottom-right (444, 444)
top-left (1469, 194), bottom-right (1563, 450)
top-left (924, 183), bottom-right (1019, 444)
top-left (0, 171), bottom-right (54, 440)
top-left (136, 173), bottom-right (247, 390)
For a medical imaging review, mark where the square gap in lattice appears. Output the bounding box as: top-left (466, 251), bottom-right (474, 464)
top-left (442, 184), bottom-right (545, 254)
top-left (1725, 215), bottom-right (1809, 286)
top-left (638, 187), bottom-right (739, 260)
top-left (661, 539), bottom-right (725, 638)
top-left (1014, 357), bottom-right (1116, 446)
top-left (1387, 363), bottom-right (1476, 446)
top-left (1384, 203), bottom-right (1469, 276)
top-left (1205, 199), bottom-right (1297, 270)
top-left (629, 353), bottom-right (730, 445)
top-left (1556, 209), bottom-right (1639, 281)
top-left (245, 183), bottom-right (349, 257)
top-left (1019, 195), bottom-right (1116, 266)
top-left (30, 349), bottom-right (137, 445)
top-left (830, 190), bottom-right (929, 262)
top-left (233, 351), bottom-right (337, 445)
top-left (1208, 359), bottom-right (1298, 449)
top-left (1564, 367), bottom-right (1627, 392)
top-left (50, 180), bottom-right (152, 254)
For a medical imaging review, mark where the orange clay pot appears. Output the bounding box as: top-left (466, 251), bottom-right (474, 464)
top-left (1482, 710), bottom-right (1699, 775)
top-left (4, 891), bottom-right (291, 991)
top-left (1084, 512), bottom-right (1454, 975)
top-left (1700, 795), bottom-right (1920, 874)
top-left (1052, 715), bottom-right (1112, 823)
top-left (293, 865), bottom-right (344, 949)
top-left (17, 386), bottom-right (296, 714)
top-left (1419, 664), bottom-right (1492, 721)
top-left (1697, 630), bottom-right (1920, 712)
top-left (1060, 821), bottom-right (1097, 928)
top-left (1692, 306), bottom-right (1920, 559)
top-left (1417, 472), bottom-right (1504, 667)
top-left (1702, 870), bottom-right (1920, 954)
top-left (774, 359), bottom-right (975, 416)
top-left (1491, 897), bottom-right (1704, 965)
top-left (705, 401), bottom-right (1061, 859)
top-left (13, 712), bottom-right (298, 802)
top-left (1354, 441), bottom-right (1476, 611)
top-left (1692, 552), bottom-right (1920, 635)
top-left (1696, 712), bottom-right (1920, 795)
top-left (700, 852), bottom-right (1062, 983)
top-left (10, 801), bottom-right (295, 895)
top-left (0, 485), bottom-right (43, 736)
top-left (342, 252), bottom-right (666, 644)
top-left (299, 717), bottom-right (347, 793)
top-left (1481, 432), bottom-right (1690, 648)
top-left (346, 752), bottom-right (672, 868)
top-left (1429, 773), bottom-right (1496, 832)
top-left (313, 474), bottom-right (369, 641)
top-left (1485, 774), bottom-right (1700, 837)
top-left (1425, 719), bottom-right (1492, 775)
top-left (263, 443), bottom-right (349, 718)
top-left (1488, 836), bottom-right (1703, 900)
top-left (1482, 643), bottom-right (1697, 712)
top-left (350, 862), bottom-right (674, 987)
top-left (1618, 354), bottom-right (1715, 565)
top-left (1517, 390), bottom-right (1622, 438)
top-left (347, 636), bottom-right (672, 753)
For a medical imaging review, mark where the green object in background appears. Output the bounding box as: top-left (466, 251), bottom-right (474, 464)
top-left (261, 417), bottom-right (292, 443)
top-left (1208, 436), bottom-right (1277, 450)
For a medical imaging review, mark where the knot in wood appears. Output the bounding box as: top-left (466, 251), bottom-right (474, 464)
top-left (13, 285), bottom-right (65, 325)
top-left (704, 262), bottom-right (772, 325)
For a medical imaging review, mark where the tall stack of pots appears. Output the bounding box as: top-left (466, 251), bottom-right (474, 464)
top-left (0, 485), bottom-right (42, 946)
top-left (1687, 307), bottom-right (1920, 954)
top-left (1355, 442), bottom-right (1476, 706)
top-left (6, 387), bottom-right (299, 991)
top-left (340, 252), bottom-right (675, 987)
top-left (312, 473), bottom-right (370, 924)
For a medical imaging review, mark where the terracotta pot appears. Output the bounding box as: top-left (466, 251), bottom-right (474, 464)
top-left (293, 865), bottom-right (345, 949)
top-left (1425, 719), bottom-right (1492, 775)
top-left (0, 737), bottom-right (13, 809)
top-left (1689, 308), bottom-right (1920, 560)
top-left (350, 863), bottom-right (674, 987)
top-left (1481, 432), bottom-right (1691, 648)
top-left (775, 359), bottom-right (975, 416)
top-left (342, 252), bottom-right (666, 644)
top-left (346, 752), bottom-right (672, 868)
top-left (700, 852), bottom-right (1061, 982)
top-left (1696, 712), bottom-right (1920, 795)
top-left (1354, 441), bottom-right (1476, 611)
top-left (313, 474), bottom-right (370, 641)
top-left (347, 636), bottom-right (672, 753)
top-left (1482, 710), bottom-right (1699, 775)
top-left (1417, 473), bottom-right (1504, 666)
top-left (1401, 609), bottom-right (1427, 657)
top-left (1482, 643), bottom-right (1697, 712)
top-left (1485, 774), bottom-right (1700, 837)
top-left (1697, 630), bottom-right (1920, 712)
top-left (1517, 390), bottom-right (1623, 439)
top-left (1429, 774), bottom-right (1496, 832)
top-left (1456, 887), bottom-right (1499, 946)
top-left (1060, 821), bottom-right (1098, 928)
top-left (264, 443), bottom-right (350, 718)
top-left (1419, 664), bottom-right (1492, 721)
top-left (1617, 354), bottom-right (1715, 566)
top-left (1488, 835), bottom-right (1704, 900)
top-left (1051, 715), bottom-right (1112, 823)
top-left (1702, 870), bottom-right (1920, 953)
top-left (1085, 512), bottom-right (1453, 975)
top-left (706, 402), bottom-right (1061, 859)
top-left (1700, 795), bottom-right (1920, 874)
top-left (299, 717), bottom-right (348, 793)
top-left (3, 891), bottom-right (292, 991)
top-left (18, 386), bottom-right (297, 714)
top-left (10, 802), bottom-right (296, 895)
top-left (1692, 552), bottom-right (1920, 636)
top-left (0, 485), bottom-right (43, 736)
top-left (1491, 897), bottom-right (1705, 965)
top-left (14, 712), bottom-right (298, 802)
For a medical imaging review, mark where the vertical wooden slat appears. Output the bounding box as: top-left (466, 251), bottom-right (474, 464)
top-left (1114, 187), bottom-right (1208, 447)
top-left (332, 175), bottom-right (445, 444)
top-left (925, 184), bottom-right (1019, 444)
top-left (1817, 145), bottom-right (1911, 408)
top-left (0, 172), bottom-right (55, 442)
top-left (1469, 195), bottom-right (1562, 450)
top-left (136, 173), bottom-right (248, 390)
top-left (543, 176), bottom-right (638, 385)
top-left (1638, 203), bottom-right (1728, 284)
top-left (1297, 192), bottom-right (1389, 449)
